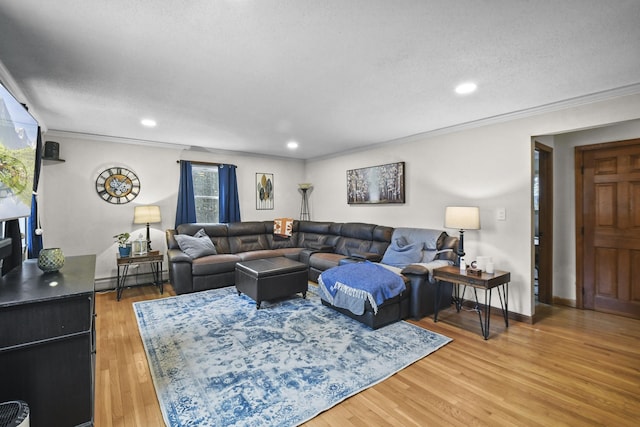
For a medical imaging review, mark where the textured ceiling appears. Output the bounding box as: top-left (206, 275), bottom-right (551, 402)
top-left (1, 0), bottom-right (640, 159)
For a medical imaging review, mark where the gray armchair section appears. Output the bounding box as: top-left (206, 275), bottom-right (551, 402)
top-left (389, 227), bottom-right (459, 319)
top-left (166, 220), bottom-right (457, 319)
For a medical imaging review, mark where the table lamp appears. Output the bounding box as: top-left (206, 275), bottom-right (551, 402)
top-left (133, 205), bottom-right (162, 251)
top-left (444, 206), bottom-right (480, 259)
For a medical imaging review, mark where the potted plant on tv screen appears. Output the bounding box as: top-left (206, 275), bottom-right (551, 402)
top-left (114, 232), bottom-right (131, 257)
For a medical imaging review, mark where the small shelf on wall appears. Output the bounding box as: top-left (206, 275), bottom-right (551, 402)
top-left (43, 157), bottom-right (66, 164)
top-left (42, 141), bottom-right (64, 164)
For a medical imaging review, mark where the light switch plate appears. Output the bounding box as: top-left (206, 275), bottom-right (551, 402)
top-left (497, 208), bottom-right (506, 221)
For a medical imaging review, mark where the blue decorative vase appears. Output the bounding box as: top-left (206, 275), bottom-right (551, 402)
top-left (38, 248), bottom-right (65, 273)
top-left (118, 246), bottom-right (131, 257)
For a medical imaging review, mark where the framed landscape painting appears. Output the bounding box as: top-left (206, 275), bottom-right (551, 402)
top-left (347, 162), bottom-right (405, 204)
top-left (256, 173), bottom-right (274, 209)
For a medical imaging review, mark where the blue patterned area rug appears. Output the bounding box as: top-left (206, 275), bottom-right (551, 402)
top-left (133, 286), bottom-right (451, 427)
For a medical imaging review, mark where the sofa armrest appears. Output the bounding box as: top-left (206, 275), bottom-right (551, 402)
top-left (401, 260), bottom-right (451, 281)
top-left (166, 229), bottom-right (180, 250)
top-left (350, 252), bottom-right (383, 262)
top-left (305, 242), bottom-right (335, 252)
top-left (401, 263), bottom-right (429, 276)
top-left (167, 247), bottom-right (192, 263)
top-left (166, 248), bottom-right (194, 294)
top-left (299, 244), bottom-right (335, 265)
top-left (400, 260), bottom-right (454, 319)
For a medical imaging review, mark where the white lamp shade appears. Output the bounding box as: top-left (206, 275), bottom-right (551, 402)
top-left (444, 206), bottom-right (480, 230)
top-left (133, 205), bottom-right (162, 224)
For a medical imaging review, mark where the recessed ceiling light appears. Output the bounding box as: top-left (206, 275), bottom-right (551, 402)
top-left (287, 140), bottom-right (299, 149)
top-left (455, 82), bottom-right (477, 95)
top-left (141, 118), bottom-right (157, 127)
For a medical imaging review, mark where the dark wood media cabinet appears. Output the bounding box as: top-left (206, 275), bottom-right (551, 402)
top-left (0, 255), bottom-right (96, 427)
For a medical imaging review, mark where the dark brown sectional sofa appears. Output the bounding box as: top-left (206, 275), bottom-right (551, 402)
top-left (166, 220), bottom-right (457, 321)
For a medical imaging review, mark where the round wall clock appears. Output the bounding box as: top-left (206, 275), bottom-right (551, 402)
top-left (95, 167), bottom-right (140, 204)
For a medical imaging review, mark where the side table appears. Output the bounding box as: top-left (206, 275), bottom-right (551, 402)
top-left (432, 265), bottom-right (510, 340)
top-left (116, 252), bottom-right (164, 301)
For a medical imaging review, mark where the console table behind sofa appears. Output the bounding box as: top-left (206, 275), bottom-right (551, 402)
top-left (166, 220), bottom-right (457, 319)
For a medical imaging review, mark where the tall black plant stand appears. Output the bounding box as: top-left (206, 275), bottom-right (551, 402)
top-left (299, 186), bottom-right (311, 220)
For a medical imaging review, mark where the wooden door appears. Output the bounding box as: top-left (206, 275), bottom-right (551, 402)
top-left (535, 142), bottom-right (553, 305)
top-left (576, 138), bottom-right (640, 319)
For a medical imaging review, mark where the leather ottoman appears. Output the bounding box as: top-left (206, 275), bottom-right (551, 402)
top-left (235, 257), bottom-right (308, 309)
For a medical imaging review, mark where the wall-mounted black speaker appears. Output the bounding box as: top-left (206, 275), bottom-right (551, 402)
top-left (44, 141), bottom-right (60, 159)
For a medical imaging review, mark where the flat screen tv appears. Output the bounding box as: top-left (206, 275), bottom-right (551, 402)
top-left (0, 81), bottom-right (38, 222)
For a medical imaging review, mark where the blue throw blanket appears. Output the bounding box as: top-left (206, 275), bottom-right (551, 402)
top-left (319, 261), bottom-right (406, 315)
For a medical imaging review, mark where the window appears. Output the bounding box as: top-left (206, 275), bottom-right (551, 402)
top-left (192, 165), bottom-right (219, 223)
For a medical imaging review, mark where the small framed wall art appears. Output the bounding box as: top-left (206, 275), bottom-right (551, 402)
top-left (347, 161), bottom-right (405, 204)
top-left (256, 173), bottom-right (274, 210)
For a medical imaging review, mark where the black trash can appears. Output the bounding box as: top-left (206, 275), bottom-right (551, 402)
top-left (0, 401), bottom-right (29, 427)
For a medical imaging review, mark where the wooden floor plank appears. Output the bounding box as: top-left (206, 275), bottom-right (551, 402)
top-left (95, 284), bottom-right (640, 426)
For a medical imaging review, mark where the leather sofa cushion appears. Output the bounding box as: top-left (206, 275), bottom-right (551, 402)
top-left (275, 247), bottom-right (306, 259)
top-left (335, 237), bottom-right (371, 256)
top-left (191, 254), bottom-right (241, 276)
top-left (339, 222), bottom-right (374, 239)
top-left (309, 252), bottom-right (348, 271)
top-left (298, 221), bottom-right (333, 234)
top-left (298, 221), bottom-right (337, 248)
top-left (372, 225), bottom-right (393, 243)
top-left (266, 233), bottom-right (299, 249)
top-left (236, 250), bottom-right (287, 261)
top-left (227, 222), bottom-right (270, 253)
top-left (228, 235), bottom-right (269, 253)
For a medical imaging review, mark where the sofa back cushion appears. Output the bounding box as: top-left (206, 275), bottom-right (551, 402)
top-left (381, 237), bottom-right (424, 267)
top-left (176, 223), bottom-right (231, 253)
top-left (386, 228), bottom-right (448, 263)
top-left (334, 223), bottom-right (376, 256)
top-left (370, 225), bottom-right (393, 255)
top-left (264, 220), bottom-right (299, 249)
top-left (436, 233), bottom-right (458, 263)
top-left (298, 221), bottom-right (335, 248)
top-left (227, 221), bottom-right (269, 253)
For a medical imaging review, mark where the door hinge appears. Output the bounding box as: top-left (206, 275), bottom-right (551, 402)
top-left (581, 226), bottom-right (584, 236)
top-left (581, 165), bottom-right (584, 174)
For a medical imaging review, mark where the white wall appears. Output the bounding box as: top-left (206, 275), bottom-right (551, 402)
top-left (39, 133), bottom-right (305, 288)
top-left (37, 93), bottom-right (640, 314)
top-left (305, 93), bottom-right (640, 317)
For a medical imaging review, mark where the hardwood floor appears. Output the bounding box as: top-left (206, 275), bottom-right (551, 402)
top-left (95, 284), bottom-right (640, 426)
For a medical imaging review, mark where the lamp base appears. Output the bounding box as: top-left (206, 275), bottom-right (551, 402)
top-left (146, 222), bottom-right (152, 251)
top-left (457, 229), bottom-right (466, 259)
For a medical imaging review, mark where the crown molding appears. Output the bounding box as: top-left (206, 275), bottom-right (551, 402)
top-left (44, 129), bottom-right (188, 150)
top-left (44, 129), bottom-right (304, 162)
top-left (433, 83), bottom-right (640, 135)
top-left (309, 83), bottom-right (640, 161)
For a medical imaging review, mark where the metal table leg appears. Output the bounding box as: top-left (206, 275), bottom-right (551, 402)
top-left (497, 284), bottom-right (509, 327)
top-left (434, 280), bottom-right (441, 322)
top-left (472, 287), bottom-right (492, 340)
top-left (117, 264), bottom-right (129, 301)
top-left (150, 261), bottom-right (164, 294)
